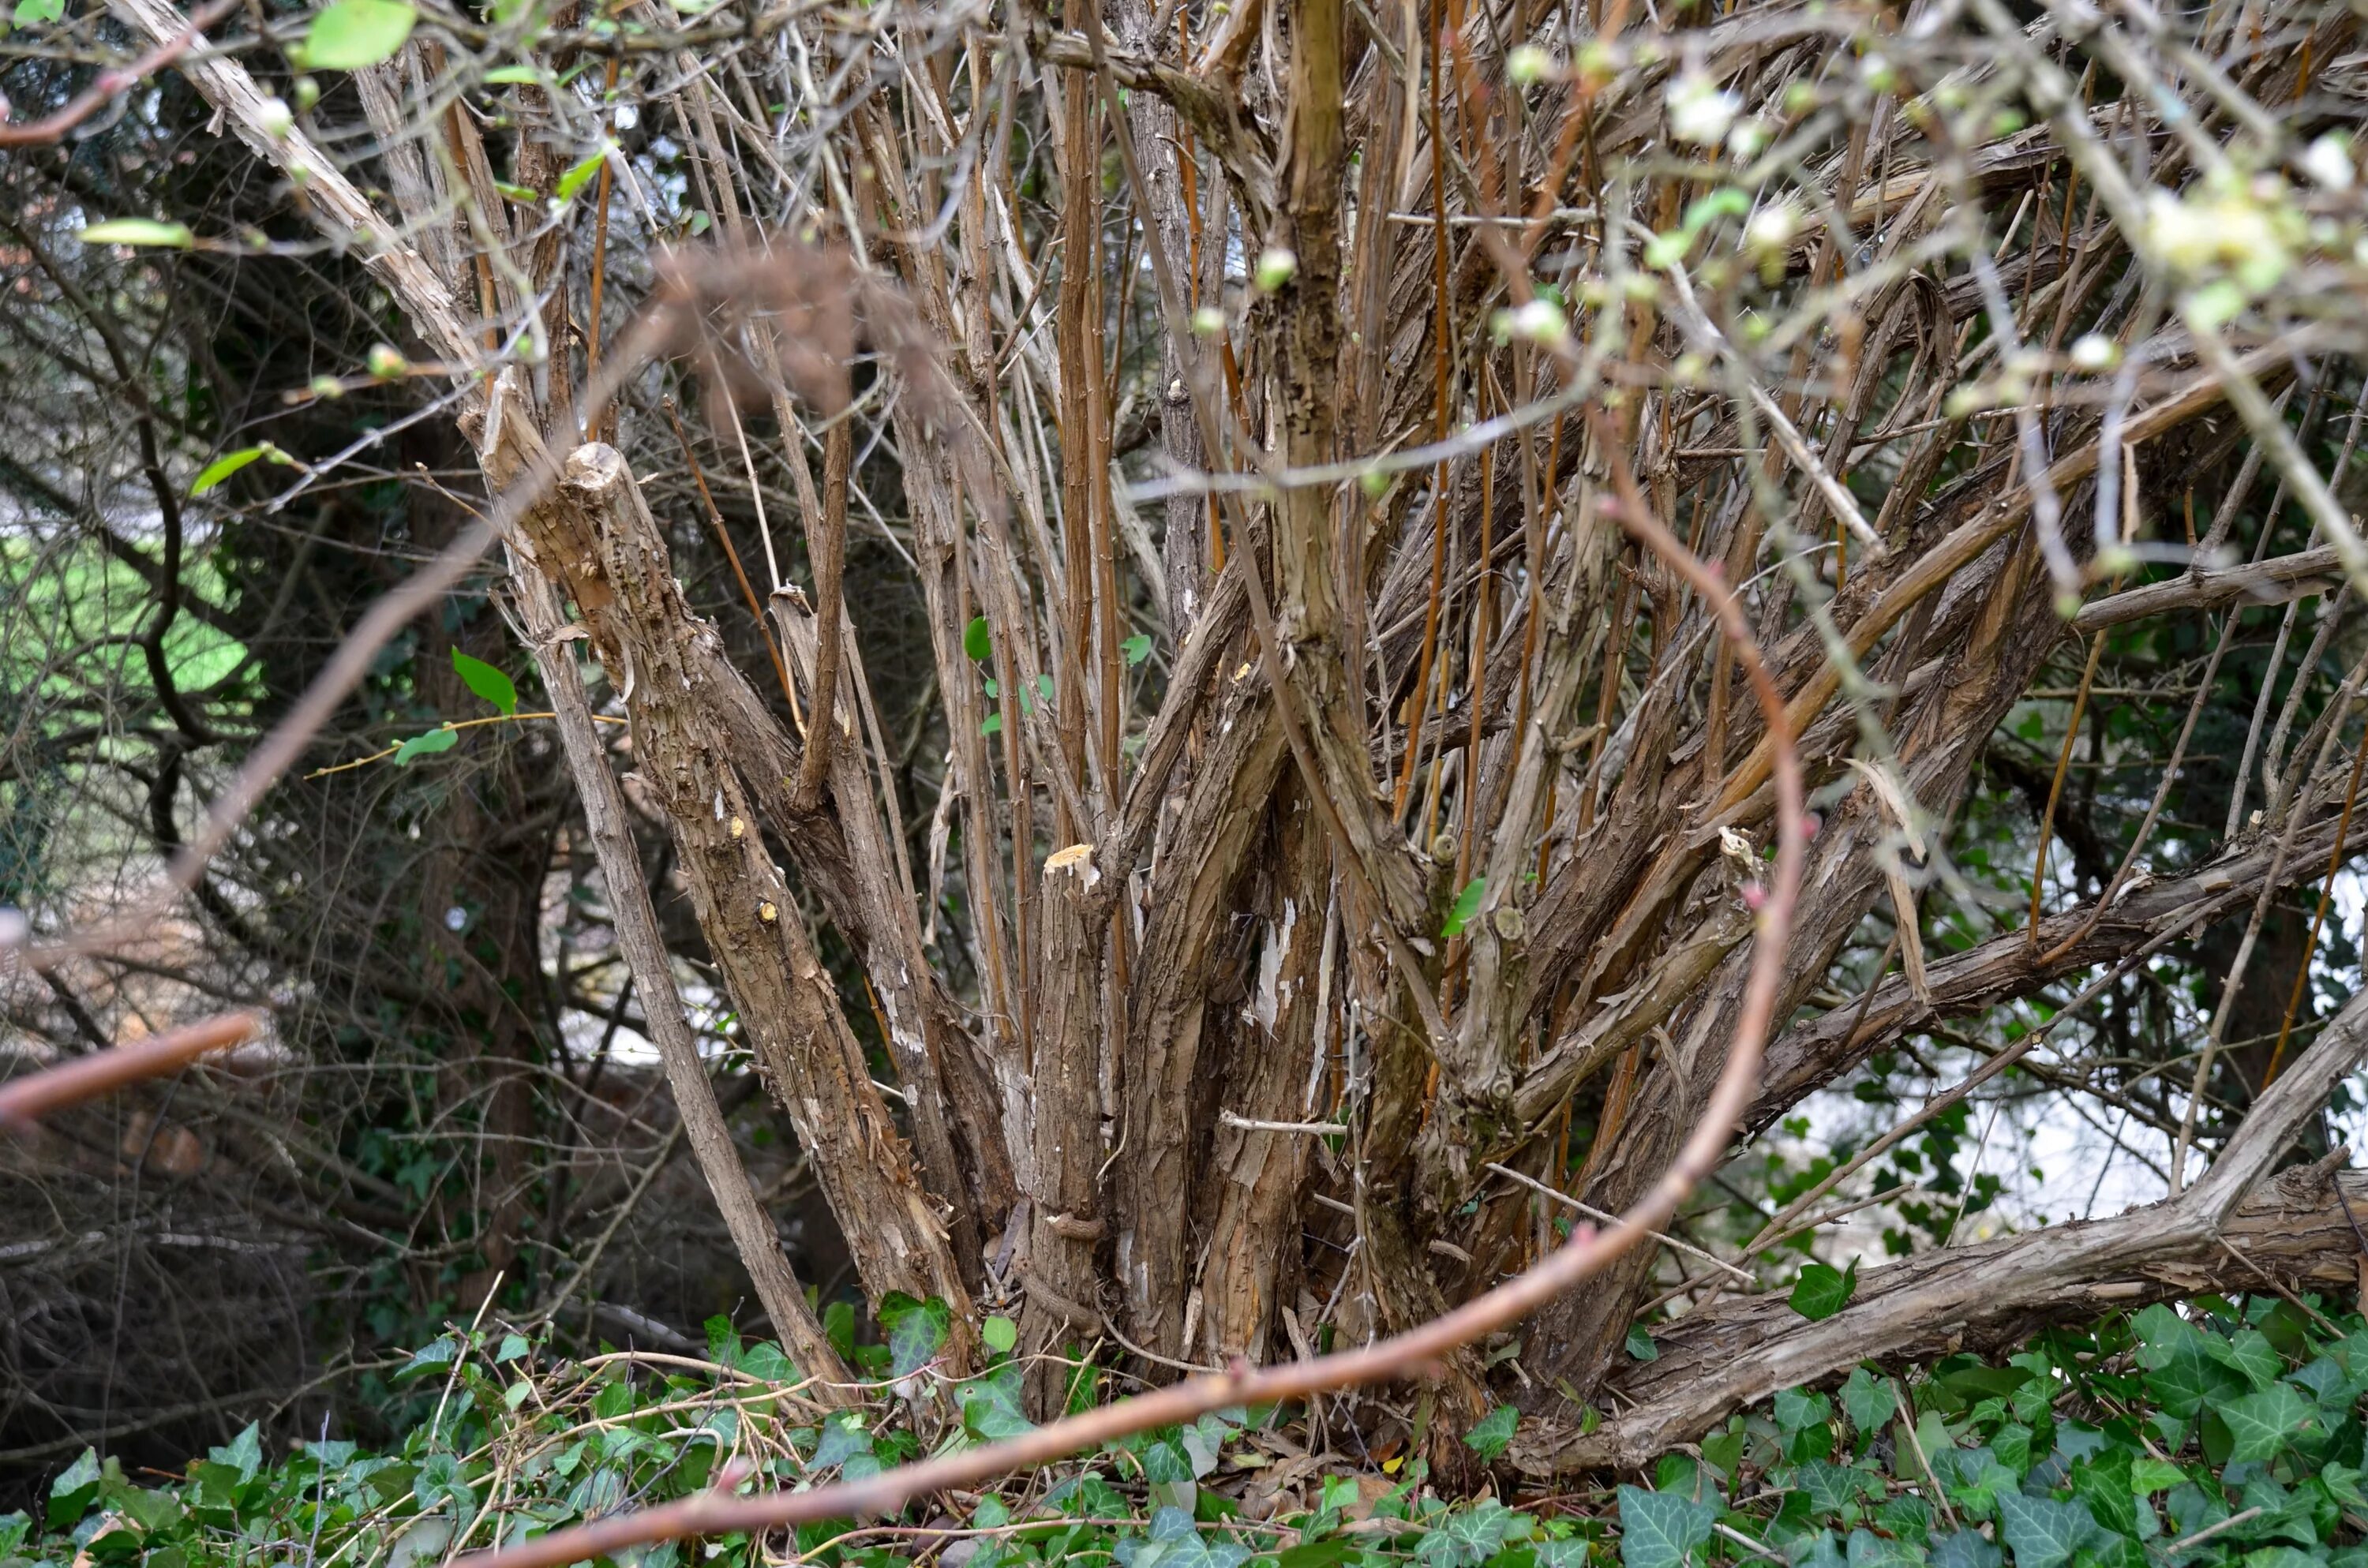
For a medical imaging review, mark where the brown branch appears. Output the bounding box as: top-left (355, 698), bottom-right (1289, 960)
top-left (0, 0), bottom-right (238, 144)
top-left (2071, 545), bottom-right (2345, 634)
top-left (1525, 991), bottom-right (2368, 1473)
top-left (0, 1012), bottom-right (257, 1123)
top-left (1751, 804), bottom-right (2355, 1128)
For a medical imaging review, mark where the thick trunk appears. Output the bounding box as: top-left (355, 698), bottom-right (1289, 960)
top-left (1523, 986), bottom-right (2368, 1473)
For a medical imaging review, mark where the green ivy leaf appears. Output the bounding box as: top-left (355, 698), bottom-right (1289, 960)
top-left (1839, 1368), bottom-right (1894, 1436)
top-left (82, 216), bottom-right (196, 249)
top-left (493, 1334), bottom-right (530, 1364)
top-left (1774, 1387), bottom-right (1833, 1432)
top-left (965, 616), bottom-right (993, 661)
top-left (811, 1412), bottom-right (872, 1470)
top-left (2223, 1384), bottom-right (2314, 1462)
top-left (1993, 1493), bottom-right (2097, 1568)
top-left (1789, 1259), bottom-right (1857, 1322)
top-left (982, 1315), bottom-right (1017, 1354)
top-left (1627, 1324), bottom-right (1660, 1362)
top-left (392, 1334), bottom-right (460, 1379)
top-left (13, 0), bottom-right (65, 21)
top-left (297, 0), bottom-right (417, 69)
top-left (451, 649), bottom-right (518, 714)
top-left (2207, 1329), bottom-right (2284, 1392)
top-left (961, 1363), bottom-right (1033, 1441)
top-left (481, 63), bottom-right (544, 83)
top-left (1415, 1499), bottom-right (1518, 1568)
top-left (1793, 1458), bottom-right (1874, 1514)
top-left (878, 1292), bottom-right (951, 1379)
top-left (1842, 1529), bottom-right (1921, 1568)
top-left (1122, 633), bottom-right (1154, 666)
top-left (1463, 1405), bottom-right (1518, 1461)
top-left (1443, 876), bottom-right (1488, 938)
top-left (1617, 1485), bottom-right (1715, 1568)
top-left (2130, 1457), bottom-right (2186, 1495)
top-left (1927, 1532), bottom-right (2000, 1568)
top-left (210, 1421), bottom-right (264, 1481)
top-left (47, 1450), bottom-right (100, 1529)
top-left (394, 727), bottom-right (459, 763)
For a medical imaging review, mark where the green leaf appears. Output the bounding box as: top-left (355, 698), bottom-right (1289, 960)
top-left (1790, 1259), bottom-right (1857, 1322)
top-left (1444, 876), bottom-right (1488, 938)
top-left (811, 1413), bottom-right (872, 1470)
top-left (965, 616), bottom-right (993, 661)
top-left (1927, 1533), bottom-right (2000, 1568)
top-left (1999, 1496), bottom-right (2093, 1568)
top-left (961, 1363), bottom-right (1033, 1441)
top-left (47, 1449), bottom-right (101, 1529)
top-left (1840, 1368), bottom-right (1894, 1435)
top-left (878, 1291), bottom-right (951, 1379)
top-left (1793, 1459), bottom-right (1875, 1514)
top-left (1463, 1405), bottom-right (1519, 1461)
top-left (189, 443), bottom-right (287, 495)
top-left (1627, 1324), bottom-right (1659, 1362)
top-left (553, 148), bottom-right (609, 204)
top-left (1416, 1499), bottom-right (1519, 1568)
top-left (1122, 633), bottom-right (1153, 666)
top-left (298, 0), bottom-right (416, 69)
top-left (982, 1315), bottom-right (1018, 1354)
top-left (493, 1333), bottom-right (530, 1364)
top-left (2132, 1304), bottom-right (2246, 1420)
top-left (1844, 1529), bottom-right (1923, 1568)
top-left (2223, 1384), bottom-right (2315, 1462)
top-left (1774, 1388), bottom-right (1834, 1432)
top-left (980, 713), bottom-right (1002, 735)
top-left (1617, 1485), bottom-right (1715, 1568)
top-left (394, 727), bottom-right (459, 763)
top-left (393, 1334), bottom-right (460, 1379)
top-left (451, 649), bottom-right (517, 714)
top-left (211, 1421), bottom-right (264, 1480)
top-left (2130, 1458), bottom-right (2186, 1495)
top-left (1993, 1493), bottom-right (2097, 1568)
top-left (81, 217), bottom-right (195, 248)
top-left (13, 0), bottom-right (66, 26)
top-left (492, 181), bottom-right (539, 203)
top-left (481, 63), bottom-right (543, 82)
top-left (2207, 1329), bottom-right (2284, 1392)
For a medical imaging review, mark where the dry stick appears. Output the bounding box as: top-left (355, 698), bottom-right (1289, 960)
top-left (2026, 618), bottom-right (2111, 947)
top-left (663, 396), bottom-right (800, 707)
top-left (36, 0), bottom-right (710, 971)
top-left (2263, 732), bottom-right (2368, 1086)
top-left (510, 550), bottom-right (855, 1391)
top-left (2172, 653), bottom-right (2368, 1192)
top-left (583, 53), bottom-right (625, 444)
top-left (1393, 0), bottom-right (1455, 820)
top-left (0, 1012), bottom-right (258, 1124)
top-left (1739, 937), bottom-right (2168, 1259)
top-left (0, 0), bottom-right (238, 144)
top-left (1482, 1162), bottom-right (1753, 1285)
top-left (2036, 603), bottom-right (2241, 966)
top-left (796, 416), bottom-right (852, 806)
top-left (1075, 16), bottom-right (1452, 1050)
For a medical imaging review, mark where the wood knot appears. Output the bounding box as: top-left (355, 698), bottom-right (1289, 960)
top-left (1046, 1211), bottom-right (1104, 1241)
